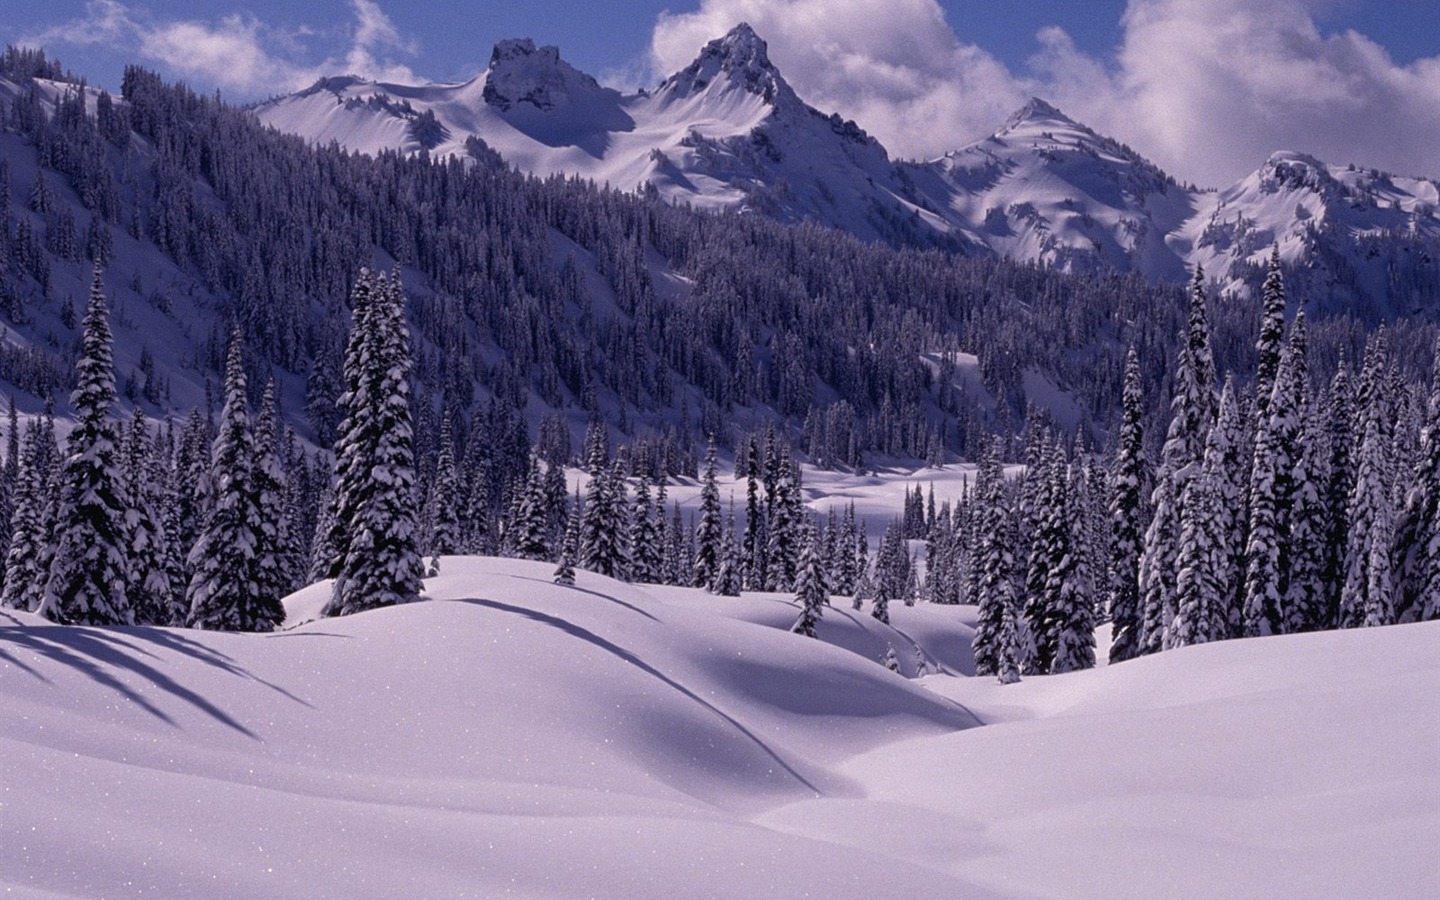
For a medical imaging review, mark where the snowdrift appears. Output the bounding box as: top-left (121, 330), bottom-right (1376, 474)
top-left (3, 558), bottom-right (1437, 898)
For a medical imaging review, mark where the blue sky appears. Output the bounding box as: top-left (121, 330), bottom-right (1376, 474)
top-left (7, 1), bottom-right (1440, 185)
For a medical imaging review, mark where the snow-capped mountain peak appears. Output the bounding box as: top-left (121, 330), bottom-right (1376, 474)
top-left (658, 22), bottom-right (789, 106)
top-left (997, 97), bottom-right (1078, 135)
top-left (481, 38), bottom-right (611, 114)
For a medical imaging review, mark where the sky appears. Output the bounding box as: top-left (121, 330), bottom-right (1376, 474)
top-left (5, 0), bottom-right (1440, 187)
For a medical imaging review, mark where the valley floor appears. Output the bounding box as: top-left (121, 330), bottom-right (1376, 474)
top-left (2, 557), bottom-right (1437, 898)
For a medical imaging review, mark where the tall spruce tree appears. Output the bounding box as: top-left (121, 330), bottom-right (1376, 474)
top-left (187, 340), bottom-right (285, 632)
top-left (1108, 349), bottom-right (1147, 663)
top-left (41, 267), bottom-right (131, 626)
top-left (694, 435), bottom-right (722, 588)
top-left (0, 419), bottom-right (50, 612)
top-left (1241, 315), bottom-right (1306, 637)
top-left (972, 440), bottom-right (1017, 677)
top-left (426, 416), bottom-right (462, 557)
top-left (121, 409), bottom-right (173, 626)
top-left (251, 380), bottom-right (291, 614)
top-left (1285, 405), bottom-right (1332, 632)
top-left (1138, 268), bottom-right (1216, 654)
top-left (791, 523), bottom-right (827, 637)
top-left (1254, 246), bottom-right (1287, 419)
top-left (1341, 408), bottom-right (1394, 628)
top-left (324, 270), bottom-right (423, 616)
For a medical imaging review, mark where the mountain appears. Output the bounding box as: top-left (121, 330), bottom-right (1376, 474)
top-left (258, 27), bottom-right (1440, 313)
top-left (256, 25), bottom-right (955, 248)
top-left (1178, 151), bottom-right (1440, 316)
top-left (902, 98), bottom-right (1198, 281)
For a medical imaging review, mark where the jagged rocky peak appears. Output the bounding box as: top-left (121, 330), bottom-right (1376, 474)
top-left (661, 22), bottom-right (790, 104)
top-left (483, 38), bottom-right (603, 112)
top-left (1255, 151), bottom-right (1343, 197)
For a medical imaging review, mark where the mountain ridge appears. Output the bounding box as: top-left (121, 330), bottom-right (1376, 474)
top-left (255, 24), bottom-right (1440, 310)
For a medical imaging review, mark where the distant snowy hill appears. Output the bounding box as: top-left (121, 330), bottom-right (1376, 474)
top-left (3, 557), bottom-right (1437, 897)
top-left (258, 24), bottom-right (1440, 311)
top-left (257, 25), bottom-right (955, 248)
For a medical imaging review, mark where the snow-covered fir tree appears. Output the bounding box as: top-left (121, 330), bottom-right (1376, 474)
top-left (0, 416), bottom-right (54, 612)
top-left (1254, 246), bottom-right (1287, 420)
top-left (1169, 384), bottom-right (1245, 649)
top-left (971, 440), bottom-right (1017, 677)
top-left (187, 340), bottom-right (284, 632)
top-left (553, 499), bottom-right (579, 587)
top-left (694, 435), bottom-right (722, 589)
top-left (791, 522), bottom-right (827, 637)
top-left (120, 408), bottom-right (173, 626)
top-left (41, 266), bottom-right (131, 626)
top-left (1042, 451), bottom-right (1096, 674)
top-left (250, 381), bottom-right (292, 616)
top-left (324, 270), bottom-right (424, 616)
top-left (1340, 407), bottom-right (1394, 628)
top-left (712, 500), bottom-right (743, 597)
top-left (426, 416), bottom-right (462, 557)
top-left (1241, 313), bottom-right (1307, 637)
top-left (1107, 351), bottom-right (1148, 664)
top-left (629, 475), bottom-right (663, 585)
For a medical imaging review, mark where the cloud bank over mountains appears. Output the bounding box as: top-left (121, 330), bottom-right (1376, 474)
top-left (20, 0), bottom-right (1440, 187)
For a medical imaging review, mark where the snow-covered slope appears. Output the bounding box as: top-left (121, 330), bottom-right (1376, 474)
top-left (1180, 151), bottom-right (1440, 313)
top-left (256, 25), bottom-right (950, 246)
top-left (4, 557), bottom-right (1437, 897)
top-left (904, 98), bottom-right (1198, 280)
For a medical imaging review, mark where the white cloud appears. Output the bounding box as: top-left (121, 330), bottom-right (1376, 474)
top-left (650, 0), bottom-right (1440, 186)
top-left (21, 0), bottom-right (420, 96)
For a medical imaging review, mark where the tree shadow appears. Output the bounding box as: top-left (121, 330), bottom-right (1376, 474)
top-left (456, 597), bottom-right (820, 794)
top-left (0, 620), bottom-right (316, 740)
top-left (512, 575), bottom-right (662, 623)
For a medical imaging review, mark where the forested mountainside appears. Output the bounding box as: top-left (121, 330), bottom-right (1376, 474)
top-left (0, 45), bottom-right (1436, 469)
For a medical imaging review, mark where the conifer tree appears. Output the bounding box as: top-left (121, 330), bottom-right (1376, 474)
top-left (1108, 349), bottom-right (1146, 663)
top-left (321, 270), bottom-right (378, 580)
top-left (121, 408), bottom-right (173, 625)
top-left (1241, 313), bottom-right (1307, 637)
top-left (1285, 406), bottom-right (1331, 632)
top-left (694, 435), bottom-right (722, 588)
top-left (712, 500), bottom-right (743, 597)
top-left (1254, 246), bottom-right (1287, 419)
top-left (629, 475), bottom-right (663, 584)
top-left (251, 380), bottom-right (291, 612)
top-left (324, 271), bottom-right (423, 616)
top-left (511, 455), bottom-right (553, 562)
top-left (1396, 336), bottom-right (1440, 623)
top-left (42, 267), bottom-right (130, 626)
top-left (742, 439), bottom-right (766, 589)
top-left (553, 501), bottom-right (578, 587)
top-left (1045, 456), bottom-right (1095, 673)
top-left (426, 416), bottom-right (462, 557)
top-left (1, 420), bottom-right (51, 612)
top-left (187, 340), bottom-right (284, 631)
top-left (1170, 388), bottom-right (1240, 650)
top-left (971, 440), bottom-right (1017, 676)
top-left (1341, 409), bottom-right (1393, 628)
top-left (1138, 273), bottom-right (1216, 654)
top-left (791, 523), bottom-right (827, 637)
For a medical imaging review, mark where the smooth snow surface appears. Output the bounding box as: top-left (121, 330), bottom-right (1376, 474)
top-left (4, 557), bottom-right (1438, 898)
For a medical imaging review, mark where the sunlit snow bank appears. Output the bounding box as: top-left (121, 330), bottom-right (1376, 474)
top-left (3, 558), bottom-right (1437, 898)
